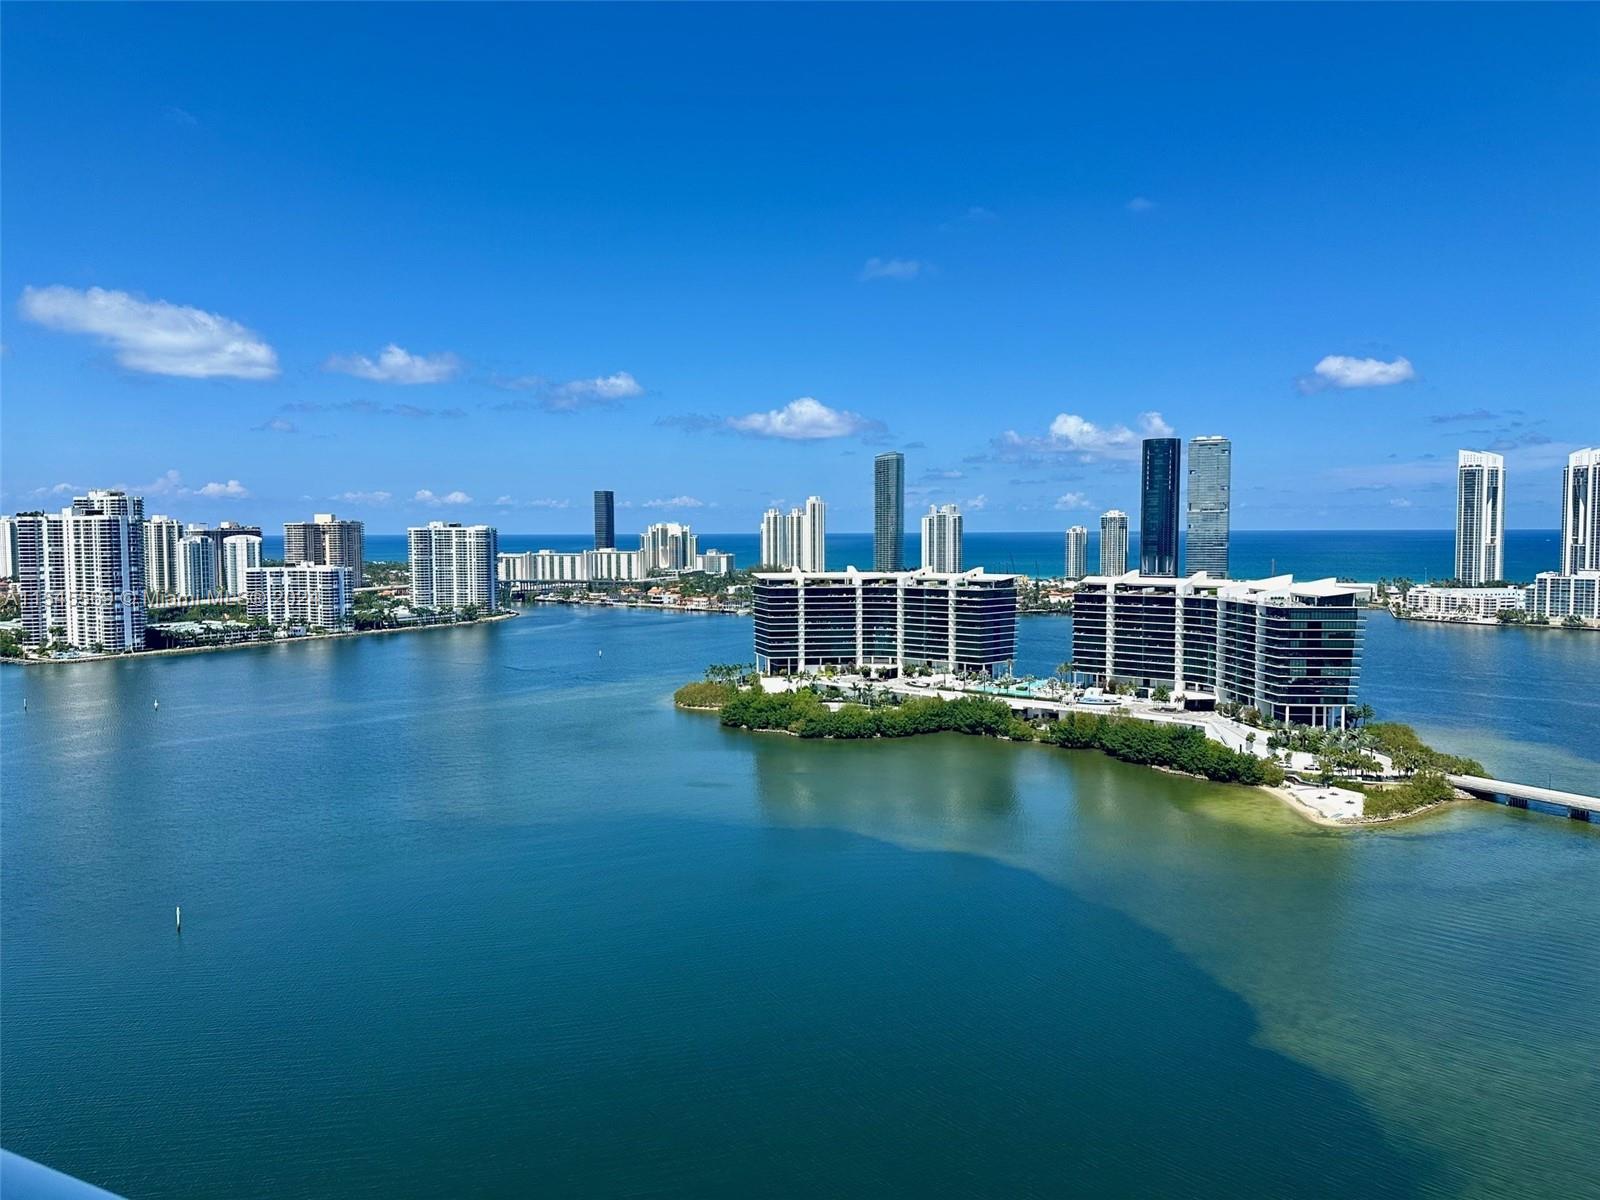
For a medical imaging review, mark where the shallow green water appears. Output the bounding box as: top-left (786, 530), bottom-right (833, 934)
top-left (3, 607), bottom-right (1596, 1198)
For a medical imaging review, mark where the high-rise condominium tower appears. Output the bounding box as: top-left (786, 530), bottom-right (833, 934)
top-left (177, 534), bottom-right (219, 600)
top-left (1561, 447), bottom-right (1600, 574)
top-left (1140, 438), bottom-right (1181, 577)
top-left (801, 496), bottom-right (826, 572)
top-left (1186, 435), bottom-right (1231, 577)
top-left (58, 490), bottom-right (147, 651)
top-left (920, 504), bottom-right (963, 572)
top-left (1455, 450), bottom-right (1505, 585)
top-left (285, 513), bottom-right (365, 586)
top-left (1100, 510), bottom-right (1129, 575)
top-left (408, 522), bottom-right (499, 613)
top-left (221, 533), bottom-right (263, 597)
top-left (874, 452), bottom-right (905, 571)
top-left (1064, 525), bottom-right (1089, 579)
top-left (594, 490), bottom-right (615, 550)
top-left (0, 515), bottom-right (18, 581)
top-left (640, 523), bottom-right (698, 573)
top-left (144, 515), bottom-right (183, 600)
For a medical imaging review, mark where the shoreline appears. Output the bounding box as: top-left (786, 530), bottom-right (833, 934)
top-left (0, 610), bottom-right (518, 668)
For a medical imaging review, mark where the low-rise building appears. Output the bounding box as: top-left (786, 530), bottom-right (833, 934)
top-left (1071, 571), bottom-right (1364, 728)
top-left (246, 564), bottom-right (353, 630)
top-left (1405, 584), bottom-right (1526, 621)
top-left (498, 547), bottom-right (647, 585)
top-left (753, 567), bottom-right (1017, 676)
top-left (1525, 571), bottom-right (1600, 622)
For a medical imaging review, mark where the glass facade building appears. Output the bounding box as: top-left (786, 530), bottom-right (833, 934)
top-left (1454, 450), bottom-right (1505, 585)
top-left (1140, 438), bottom-right (1181, 577)
top-left (873, 452), bottom-right (905, 572)
top-left (1185, 436), bottom-right (1231, 577)
top-left (754, 568), bottom-right (1017, 676)
top-left (594, 490), bottom-right (615, 550)
top-left (1071, 572), bottom-right (1364, 728)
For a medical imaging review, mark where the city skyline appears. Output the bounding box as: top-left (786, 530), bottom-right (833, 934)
top-left (3, 5), bottom-right (1596, 533)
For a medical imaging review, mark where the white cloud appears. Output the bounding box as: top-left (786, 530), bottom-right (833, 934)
top-left (414, 488), bottom-right (472, 506)
top-left (860, 257), bottom-right (925, 282)
top-left (326, 344), bottom-right (460, 385)
top-left (965, 494), bottom-right (989, 512)
top-left (1126, 196), bottom-right (1156, 213)
top-left (19, 285), bottom-right (279, 379)
top-left (336, 490), bottom-right (392, 505)
top-left (1137, 411), bottom-right (1174, 438)
top-left (1389, 498), bottom-right (1413, 509)
top-left (642, 495), bottom-right (706, 509)
top-left (999, 410), bottom-right (1174, 462)
top-left (494, 496), bottom-right (570, 509)
top-left (198, 479), bottom-right (248, 499)
top-left (31, 482), bottom-right (82, 497)
top-left (257, 417), bottom-right (296, 434)
top-left (549, 371), bottom-right (643, 409)
top-left (728, 396), bottom-right (878, 441)
top-left (1309, 355), bottom-right (1416, 390)
top-left (140, 470), bottom-right (189, 496)
top-left (1055, 492), bottom-right (1093, 510)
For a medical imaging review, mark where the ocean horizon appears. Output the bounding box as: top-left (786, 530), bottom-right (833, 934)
top-left (275, 528), bottom-right (1567, 585)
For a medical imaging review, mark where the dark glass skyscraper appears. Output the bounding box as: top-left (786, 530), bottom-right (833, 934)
top-left (873, 452), bottom-right (905, 571)
top-left (1140, 438), bottom-right (1180, 577)
top-left (593, 490), bottom-right (615, 550)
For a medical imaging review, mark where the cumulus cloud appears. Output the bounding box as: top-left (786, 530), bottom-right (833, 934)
top-left (31, 482), bottom-right (82, 497)
top-left (642, 495), bottom-right (706, 509)
top-left (335, 490), bottom-right (393, 505)
top-left (256, 417), bottom-right (296, 434)
top-left (996, 410), bottom-right (1172, 462)
top-left (19, 285), bottom-right (279, 379)
top-left (198, 479), bottom-right (249, 499)
top-left (1304, 355), bottom-right (1416, 391)
top-left (728, 396), bottom-right (881, 440)
top-left (1055, 492), bottom-right (1093, 510)
top-left (860, 257), bottom-right (925, 282)
top-left (414, 488), bottom-right (472, 506)
top-left (326, 344), bottom-right (460, 384)
top-left (965, 494), bottom-right (989, 512)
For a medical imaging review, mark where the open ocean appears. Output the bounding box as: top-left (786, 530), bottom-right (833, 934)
top-left (271, 528), bottom-right (1565, 584)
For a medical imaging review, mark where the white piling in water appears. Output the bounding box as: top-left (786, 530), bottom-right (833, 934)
top-left (175, 906), bottom-right (181, 931)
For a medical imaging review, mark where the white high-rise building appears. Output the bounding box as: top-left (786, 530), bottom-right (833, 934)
top-left (59, 490), bottom-right (147, 652)
top-left (177, 534), bottom-right (219, 600)
top-left (144, 515), bottom-right (183, 600)
top-left (0, 515), bottom-right (18, 581)
top-left (246, 563), bottom-right (353, 629)
top-left (13, 512), bottom-right (66, 644)
top-left (1561, 447), bottom-right (1600, 574)
top-left (1065, 525), bottom-right (1089, 579)
top-left (760, 508), bottom-right (798, 568)
top-left (1455, 450), bottom-right (1505, 585)
top-left (760, 500), bottom-right (826, 571)
top-left (640, 522), bottom-right (698, 573)
top-left (1099, 510), bottom-right (1129, 576)
top-left (920, 504), bottom-right (963, 572)
top-left (801, 496), bottom-right (827, 572)
top-left (497, 547), bottom-right (646, 585)
top-left (409, 522), bottom-right (499, 613)
top-left (221, 533), bottom-right (263, 597)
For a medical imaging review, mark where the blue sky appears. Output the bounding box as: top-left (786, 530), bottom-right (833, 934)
top-left (3, 4), bottom-right (1596, 533)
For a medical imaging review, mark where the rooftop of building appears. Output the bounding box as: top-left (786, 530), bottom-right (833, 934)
top-left (1077, 570), bottom-right (1365, 602)
top-left (753, 566), bottom-right (1017, 584)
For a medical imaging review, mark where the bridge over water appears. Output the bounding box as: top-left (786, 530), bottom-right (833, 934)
top-left (1447, 775), bottom-right (1599, 822)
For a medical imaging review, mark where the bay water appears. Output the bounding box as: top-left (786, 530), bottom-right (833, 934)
top-left (2, 604), bottom-right (1595, 1198)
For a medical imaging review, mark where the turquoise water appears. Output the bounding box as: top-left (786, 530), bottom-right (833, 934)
top-left (3, 608), bottom-right (1596, 1198)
